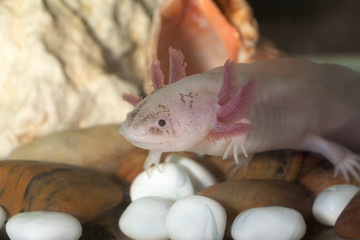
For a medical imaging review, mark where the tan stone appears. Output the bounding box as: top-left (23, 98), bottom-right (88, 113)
top-left (8, 124), bottom-right (134, 174)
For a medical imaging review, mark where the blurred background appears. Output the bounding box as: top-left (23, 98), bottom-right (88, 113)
top-left (248, 0), bottom-right (360, 71)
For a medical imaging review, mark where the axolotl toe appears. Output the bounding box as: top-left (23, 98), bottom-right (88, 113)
top-left (120, 48), bottom-right (360, 181)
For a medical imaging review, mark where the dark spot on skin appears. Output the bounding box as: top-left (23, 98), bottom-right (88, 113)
top-left (139, 113), bottom-right (156, 125)
top-left (149, 127), bottom-right (163, 135)
top-left (180, 93), bottom-right (185, 104)
top-left (179, 92), bottom-right (198, 108)
top-left (158, 104), bottom-right (166, 109)
top-left (126, 100), bottom-right (147, 126)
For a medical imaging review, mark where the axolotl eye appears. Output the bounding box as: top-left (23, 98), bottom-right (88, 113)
top-left (157, 118), bottom-right (166, 127)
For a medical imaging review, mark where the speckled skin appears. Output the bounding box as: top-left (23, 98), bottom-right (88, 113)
top-left (120, 58), bottom-right (360, 179)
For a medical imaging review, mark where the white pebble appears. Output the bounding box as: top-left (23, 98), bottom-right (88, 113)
top-left (231, 206), bottom-right (306, 240)
top-left (165, 154), bottom-right (217, 192)
top-left (6, 211), bottom-right (82, 240)
top-left (130, 163), bottom-right (194, 201)
top-left (312, 184), bottom-right (359, 226)
top-left (166, 195), bottom-right (226, 240)
top-left (119, 197), bottom-right (172, 240)
top-left (0, 206), bottom-right (7, 228)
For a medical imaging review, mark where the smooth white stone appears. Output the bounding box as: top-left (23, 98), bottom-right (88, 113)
top-left (130, 163), bottom-right (194, 201)
top-left (165, 154), bottom-right (217, 192)
top-left (166, 195), bottom-right (226, 240)
top-left (312, 184), bottom-right (360, 226)
top-left (6, 211), bottom-right (82, 240)
top-left (231, 206), bottom-right (306, 240)
top-left (0, 206), bottom-right (6, 228)
top-left (119, 197), bottom-right (172, 240)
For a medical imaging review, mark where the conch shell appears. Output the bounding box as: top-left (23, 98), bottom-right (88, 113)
top-left (145, 0), bottom-right (283, 93)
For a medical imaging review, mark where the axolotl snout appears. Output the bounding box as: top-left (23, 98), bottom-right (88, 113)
top-left (120, 49), bottom-right (360, 180)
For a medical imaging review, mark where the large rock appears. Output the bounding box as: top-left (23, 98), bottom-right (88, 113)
top-left (8, 124), bottom-right (134, 174)
top-left (0, 160), bottom-right (123, 223)
top-left (0, 0), bottom-right (162, 157)
top-left (199, 179), bottom-right (313, 233)
top-left (335, 190), bottom-right (360, 239)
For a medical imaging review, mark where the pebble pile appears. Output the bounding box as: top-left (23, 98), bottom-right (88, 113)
top-left (1, 153), bottom-right (360, 239)
top-left (119, 154), bottom-right (320, 240)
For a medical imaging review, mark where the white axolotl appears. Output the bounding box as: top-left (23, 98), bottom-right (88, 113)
top-left (120, 48), bottom-right (360, 181)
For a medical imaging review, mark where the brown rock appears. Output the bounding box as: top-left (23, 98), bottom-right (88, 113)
top-left (300, 168), bottom-right (360, 195)
top-left (114, 148), bottom-right (149, 185)
top-left (199, 179), bottom-right (313, 231)
top-left (335, 190), bottom-right (360, 239)
top-left (8, 124), bottom-right (134, 175)
top-left (206, 151), bottom-right (327, 181)
top-left (0, 160), bottom-right (123, 223)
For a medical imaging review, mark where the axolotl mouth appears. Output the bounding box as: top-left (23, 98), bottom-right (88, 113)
top-left (119, 124), bottom-right (141, 145)
top-left (119, 123), bottom-right (160, 150)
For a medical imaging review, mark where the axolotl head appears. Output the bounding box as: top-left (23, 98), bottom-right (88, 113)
top-left (119, 77), bottom-right (217, 152)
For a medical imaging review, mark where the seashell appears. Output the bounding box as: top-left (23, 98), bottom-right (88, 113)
top-left (0, 207), bottom-right (6, 229)
top-left (199, 179), bottom-right (313, 232)
top-left (335, 190), bottom-right (360, 239)
top-left (8, 124), bottom-right (135, 175)
top-left (231, 206), bottom-right (306, 240)
top-left (130, 163), bottom-right (194, 201)
top-left (119, 197), bottom-right (172, 240)
top-left (0, 160), bottom-right (123, 223)
top-left (205, 151), bottom-right (328, 181)
top-left (6, 211), bottom-right (82, 240)
top-left (165, 154), bottom-right (217, 192)
top-left (213, 0), bottom-right (285, 62)
top-left (300, 168), bottom-right (360, 195)
top-left (312, 184), bottom-right (359, 226)
top-left (144, 0), bottom-right (282, 93)
top-left (166, 195), bottom-right (226, 240)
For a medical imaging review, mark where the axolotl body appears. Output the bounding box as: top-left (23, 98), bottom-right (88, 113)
top-left (120, 49), bottom-right (360, 180)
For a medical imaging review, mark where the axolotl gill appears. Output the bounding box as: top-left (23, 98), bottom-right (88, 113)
top-left (120, 48), bottom-right (360, 181)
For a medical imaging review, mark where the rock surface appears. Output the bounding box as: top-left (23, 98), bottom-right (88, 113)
top-left (0, 160), bottom-right (123, 223)
top-left (130, 163), bottom-right (194, 201)
top-left (335, 190), bottom-right (360, 239)
top-left (0, 0), bottom-right (164, 157)
top-left (166, 195), bottom-right (226, 240)
top-left (199, 179), bottom-right (313, 232)
top-left (300, 168), bottom-right (360, 195)
top-left (6, 211), bottom-right (82, 240)
top-left (312, 184), bottom-right (359, 226)
top-left (114, 148), bottom-right (201, 185)
top-left (119, 197), bottom-right (172, 240)
top-left (231, 206), bottom-right (306, 240)
top-left (206, 151), bottom-right (327, 181)
top-left (8, 124), bottom-right (134, 174)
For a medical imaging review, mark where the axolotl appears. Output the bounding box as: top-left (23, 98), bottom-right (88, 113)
top-left (120, 48), bottom-right (360, 181)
